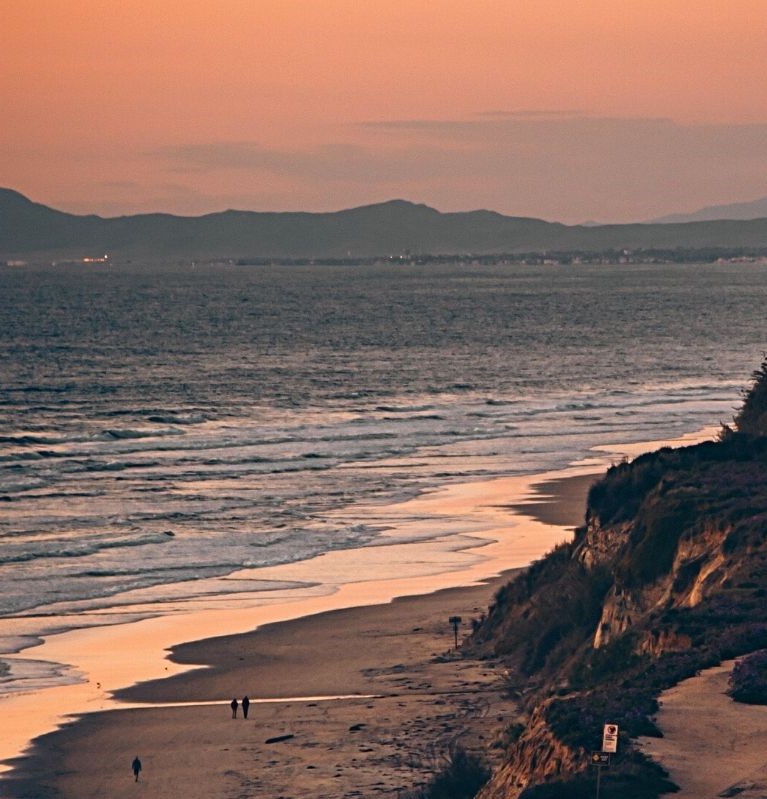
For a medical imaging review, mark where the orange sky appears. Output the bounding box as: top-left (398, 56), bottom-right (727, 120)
top-left (3, 0), bottom-right (767, 222)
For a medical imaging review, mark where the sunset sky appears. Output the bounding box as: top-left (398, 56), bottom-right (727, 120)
top-left (3, 1), bottom-right (767, 223)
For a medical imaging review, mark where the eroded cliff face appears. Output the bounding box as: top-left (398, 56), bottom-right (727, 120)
top-left (477, 704), bottom-right (582, 799)
top-left (574, 518), bottom-right (631, 570)
top-left (471, 434), bottom-right (767, 798)
top-left (590, 520), bottom-right (732, 649)
top-left (471, 370), bottom-right (767, 798)
top-left (476, 513), bottom-right (733, 799)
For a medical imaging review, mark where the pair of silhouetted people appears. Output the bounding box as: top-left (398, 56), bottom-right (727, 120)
top-left (230, 696), bottom-right (250, 718)
top-left (131, 755), bottom-right (142, 781)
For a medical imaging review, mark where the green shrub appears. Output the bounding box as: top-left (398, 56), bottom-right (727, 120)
top-left (408, 748), bottom-right (491, 799)
top-left (729, 650), bottom-right (767, 704)
top-left (734, 357), bottom-right (767, 436)
top-left (520, 752), bottom-right (677, 799)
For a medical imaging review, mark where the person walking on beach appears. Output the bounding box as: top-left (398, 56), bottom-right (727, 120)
top-left (231, 697), bottom-right (238, 718)
top-left (242, 695), bottom-right (250, 719)
top-left (132, 755), bottom-right (142, 782)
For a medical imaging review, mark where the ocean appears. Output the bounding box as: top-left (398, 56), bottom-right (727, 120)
top-left (1, 259), bottom-right (765, 697)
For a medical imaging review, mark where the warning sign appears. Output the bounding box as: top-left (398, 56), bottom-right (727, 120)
top-left (602, 723), bottom-right (619, 753)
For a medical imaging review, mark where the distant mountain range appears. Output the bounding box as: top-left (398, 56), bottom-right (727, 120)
top-left (649, 195), bottom-right (767, 224)
top-left (3, 187), bottom-right (767, 260)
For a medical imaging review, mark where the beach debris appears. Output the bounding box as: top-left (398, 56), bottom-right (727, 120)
top-left (265, 733), bottom-right (295, 744)
top-left (348, 723), bottom-right (366, 731)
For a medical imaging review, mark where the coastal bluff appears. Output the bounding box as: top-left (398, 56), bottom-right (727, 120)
top-left (467, 362), bottom-right (767, 799)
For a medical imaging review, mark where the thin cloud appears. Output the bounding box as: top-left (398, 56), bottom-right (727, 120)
top-left (153, 142), bottom-right (470, 184)
top-left (150, 114), bottom-right (767, 222)
top-left (474, 109), bottom-right (587, 118)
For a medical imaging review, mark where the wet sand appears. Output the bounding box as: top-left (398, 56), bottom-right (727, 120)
top-left (506, 472), bottom-right (596, 528)
top-left (5, 575), bottom-right (518, 799)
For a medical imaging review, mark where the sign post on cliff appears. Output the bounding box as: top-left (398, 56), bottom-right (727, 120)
top-left (602, 723), bottom-right (619, 753)
top-left (590, 722), bottom-right (619, 799)
top-left (448, 616), bottom-right (462, 649)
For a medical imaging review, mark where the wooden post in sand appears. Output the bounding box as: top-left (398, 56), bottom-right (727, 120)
top-left (449, 616), bottom-right (462, 649)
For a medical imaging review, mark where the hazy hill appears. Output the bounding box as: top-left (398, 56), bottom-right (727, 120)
top-left (650, 195), bottom-right (767, 224)
top-left (4, 187), bottom-right (767, 259)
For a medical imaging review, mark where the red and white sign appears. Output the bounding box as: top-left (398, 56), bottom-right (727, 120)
top-left (602, 723), bottom-right (619, 753)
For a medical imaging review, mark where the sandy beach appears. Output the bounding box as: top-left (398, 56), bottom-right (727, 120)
top-left (0, 467), bottom-right (596, 799)
top-left (7, 575), bottom-right (521, 799)
top-left (1, 430), bottom-right (718, 798)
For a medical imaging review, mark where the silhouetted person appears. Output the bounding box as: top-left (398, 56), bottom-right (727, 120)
top-left (132, 755), bottom-right (142, 782)
top-left (242, 695), bottom-right (250, 719)
top-left (231, 697), bottom-right (238, 718)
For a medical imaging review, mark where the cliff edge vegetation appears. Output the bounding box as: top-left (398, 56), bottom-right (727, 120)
top-left (466, 358), bottom-right (767, 799)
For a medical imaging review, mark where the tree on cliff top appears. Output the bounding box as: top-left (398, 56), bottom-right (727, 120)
top-left (733, 356), bottom-right (767, 436)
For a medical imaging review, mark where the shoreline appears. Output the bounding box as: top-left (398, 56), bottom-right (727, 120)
top-left (0, 428), bottom-right (716, 796)
top-left (0, 465), bottom-right (601, 797)
top-left (3, 570), bottom-right (524, 799)
top-left (0, 465), bottom-right (598, 772)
